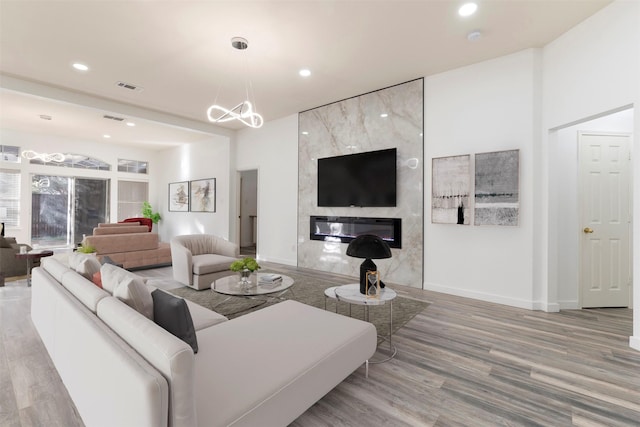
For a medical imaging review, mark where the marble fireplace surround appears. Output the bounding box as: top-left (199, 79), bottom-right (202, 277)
top-left (298, 79), bottom-right (424, 288)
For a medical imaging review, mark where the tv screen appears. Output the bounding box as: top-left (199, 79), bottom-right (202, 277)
top-left (317, 148), bottom-right (397, 207)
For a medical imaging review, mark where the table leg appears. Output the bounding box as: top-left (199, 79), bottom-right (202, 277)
top-left (389, 300), bottom-right (393, 353)
top-left (27, 258), bottom-right (32, 287)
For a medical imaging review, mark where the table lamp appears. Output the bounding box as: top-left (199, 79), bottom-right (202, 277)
top-left (346, 234), bottom-right (392, 294)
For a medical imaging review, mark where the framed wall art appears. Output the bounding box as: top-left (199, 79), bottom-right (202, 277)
top-left (190, 178), bottom-right (216, 212)
top-left (432, 154), bottom-right (471, 225)
top-left (168, 181), bottom-right (189, 212)
top-left (474, 149), bottom-right (519, 226)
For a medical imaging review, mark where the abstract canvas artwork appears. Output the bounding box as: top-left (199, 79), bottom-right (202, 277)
top-left (190, 178), bottom-right (216, 212)
top-left (474, 149), bottom-right (519, 226)
top-left (168, 181), bottom-right (189, 212)
top-left (432, 155), bottom-right (471, 224)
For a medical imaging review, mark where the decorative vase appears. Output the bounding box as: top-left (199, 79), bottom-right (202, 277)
top-left (239, 269), bottom-right (252, 287)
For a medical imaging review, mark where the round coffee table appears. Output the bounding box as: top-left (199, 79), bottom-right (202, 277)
top-left (212, 273), bottom-right (294, 311)
top-left (14, 249), bottom-right (54, 286)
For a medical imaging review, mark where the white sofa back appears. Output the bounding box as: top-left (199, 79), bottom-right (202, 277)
top-left (97, 296), bottom-right (197, 426)
top-left (31, 264), bottom-right (169, 427)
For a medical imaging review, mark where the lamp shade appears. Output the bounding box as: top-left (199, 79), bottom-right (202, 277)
top-left (346, 234), bottom-right (392, 259)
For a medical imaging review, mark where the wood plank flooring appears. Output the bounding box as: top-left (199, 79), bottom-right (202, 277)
top-left (1, 263), bottom-right (639, 426)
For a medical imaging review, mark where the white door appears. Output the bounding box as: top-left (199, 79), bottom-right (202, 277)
top-left (579, 132), bottom-right (632, 308)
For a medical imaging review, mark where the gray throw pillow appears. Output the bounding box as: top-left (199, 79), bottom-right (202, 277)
top-left (151, 289), bottom-right (198, 353)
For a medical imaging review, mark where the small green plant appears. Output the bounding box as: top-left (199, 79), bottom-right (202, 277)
top-left (77, 244), bottom-right (97, 254)
top-left (230, 257), bottom-right (261, 272)
top-left (142, 201), bottom-right (161, 224)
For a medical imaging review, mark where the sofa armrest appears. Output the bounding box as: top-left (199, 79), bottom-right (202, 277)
top-left (171, 240), bottom-right (193, 286)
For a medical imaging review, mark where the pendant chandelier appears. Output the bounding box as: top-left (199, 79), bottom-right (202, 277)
top-left (206, 37), bottom-right (264, 129)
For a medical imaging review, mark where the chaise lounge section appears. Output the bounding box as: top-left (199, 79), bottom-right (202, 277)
top-left (31, 257), bottom-right (377, 427)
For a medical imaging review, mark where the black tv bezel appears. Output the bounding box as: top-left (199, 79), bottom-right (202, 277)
top-left (316, 148), bottom-right (397, 208)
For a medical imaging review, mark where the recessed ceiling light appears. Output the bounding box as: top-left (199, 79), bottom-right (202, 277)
top-left (126, 122), bottom-right (136, 127)
top-left (299, 69), bottom-right (311, 77)
top-left (458, 2), bottom-right (478, 17)
top-left (72, 62), bottom-right (89, 71)
top-left (301, 131), bottom-right (309, 135)
top-left (103, 134), bottom-right (111, 138)
top-left (380, 113), bottom-right (389, 118)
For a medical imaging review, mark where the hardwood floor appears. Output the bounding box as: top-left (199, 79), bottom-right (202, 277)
top-left (1, 264), bottom-right (639, 426)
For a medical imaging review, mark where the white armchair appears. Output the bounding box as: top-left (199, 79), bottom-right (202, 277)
top-left (170, 234), bottom-right (240, 290)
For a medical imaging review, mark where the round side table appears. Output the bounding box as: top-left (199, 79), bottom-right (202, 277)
top-left (330, 283), bottom-right (398, 363)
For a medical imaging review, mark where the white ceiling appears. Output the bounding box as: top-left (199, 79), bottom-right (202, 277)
top-left (0, 0), bottom-right (611, 150)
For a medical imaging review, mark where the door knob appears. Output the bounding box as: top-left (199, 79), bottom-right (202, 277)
top-left (583, 227), bottom-right (594, 234)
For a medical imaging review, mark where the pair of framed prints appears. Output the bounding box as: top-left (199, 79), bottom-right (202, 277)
top-left (168, 178), bottom-right (216, 213)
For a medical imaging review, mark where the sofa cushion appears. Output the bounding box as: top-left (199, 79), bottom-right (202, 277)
top-left (85, 232), bottom-right (159, 254)
top-left (151, 290), bottom-right (198, 353)
top-left (41, 257), bottom-right (73, 282)
top-left (93, 225), bottom-right (149, 236)
top-left (192, 254), bottom-right (238, 275)
top-left (58, 268), bottom-right (110, 313)
top-left (101, 264), bottom-right (153, 320)
top-left (185, 299), bottom-right (228, 330)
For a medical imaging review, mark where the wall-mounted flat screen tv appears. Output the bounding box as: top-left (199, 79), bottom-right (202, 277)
top-left (317, 148), bottom-right (397, 207)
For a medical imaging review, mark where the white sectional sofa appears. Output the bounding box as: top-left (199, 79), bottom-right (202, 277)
top-left (31, 257), bottom-right (377, 427)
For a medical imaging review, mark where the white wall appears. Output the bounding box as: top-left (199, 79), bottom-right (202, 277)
top-left (541, 0), bottom-right (640, 347)
top-left (423, 49), bottom-right (539, 309)
top-left (156, 135), bottom-right (232, 243)
top-left (0, 128), bottom-right (159, 244)
top-left (551, 109), bottom-right (634, 308)
top-left (235, 114), bottom-right (298, 266)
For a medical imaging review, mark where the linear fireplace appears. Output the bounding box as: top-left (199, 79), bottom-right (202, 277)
top-left (309, 216), bottom-right (402, 249)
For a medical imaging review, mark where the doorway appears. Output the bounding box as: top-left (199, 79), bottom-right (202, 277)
top-left (578, 132), bottom-right (632, 307)
top-left (551, 107), bottom-right (634, 309)
top-left (238, 169), bottom-right (257, 256)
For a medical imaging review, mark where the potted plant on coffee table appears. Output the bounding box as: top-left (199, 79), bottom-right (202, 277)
top-left (230, 257), bottom-right (261, 285)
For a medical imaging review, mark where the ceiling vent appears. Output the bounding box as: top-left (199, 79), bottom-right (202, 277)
top-left (103, 114), bottom-right (125, 121)
top-left (116, 81), bottom-right (144, 92)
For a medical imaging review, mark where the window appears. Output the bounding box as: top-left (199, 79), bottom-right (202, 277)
top-left (0, 145), bottom-right (21, 163)
top-left (118, 159), bottom-right (148, 174)
top-left (31, 175), bottom-right (109, 247)
top-left (0, 169), bottom-right (20, 227)
top-left (118, 180), bottom-right (148, 220)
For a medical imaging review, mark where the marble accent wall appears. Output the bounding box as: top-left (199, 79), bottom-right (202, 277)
top-left (298, 79), bottom-right (424, 288)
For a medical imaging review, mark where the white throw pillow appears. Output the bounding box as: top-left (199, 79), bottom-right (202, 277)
top-left (101, 263), bottom-right (153, 320)
top-left (112, 276), bottom-right (154, 320)
top-left (69, 252), bottom-right (101, 280)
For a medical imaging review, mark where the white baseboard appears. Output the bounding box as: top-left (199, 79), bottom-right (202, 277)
top-left (630, 336), bottom-right (640, 352)
top-left (558, 300), bottom-right (579, 310)
top-left (258, 255), bottom-right (296, 266)
top-left (423, 281), bottom-right (537, 310)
